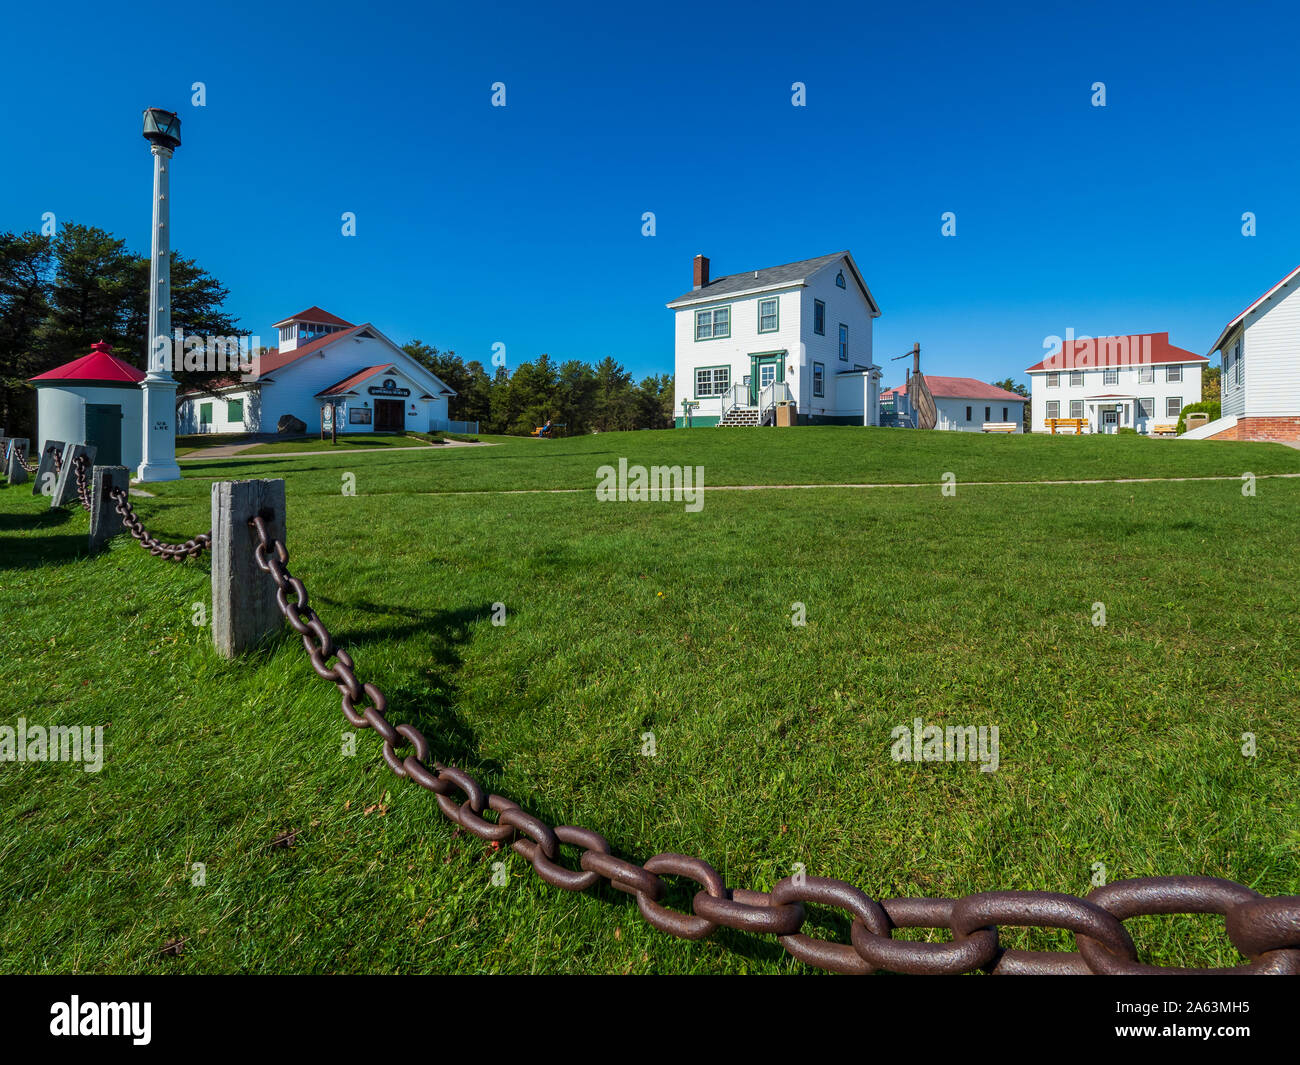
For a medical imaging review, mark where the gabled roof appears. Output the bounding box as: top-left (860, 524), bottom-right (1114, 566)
top-left (1207, 264), bottom-right (1300, 355)
top-left (272, 306), bottom-right (354, 329)
top-left (915, 376), bottom-right (1027, 402)
top-left (317, 365), bottom-right (394, 397)
top-left (250, 325), bottom-right (370, 377)
top-left (1025, 333), bottom-right (1206, 373)
top-left (666, 251), bottom-right (881, 315)
top-left (30, 341), bottom-right (145, 384)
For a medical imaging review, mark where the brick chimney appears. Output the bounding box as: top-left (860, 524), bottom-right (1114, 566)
top-left (693, 254), bottom-right (710, 290)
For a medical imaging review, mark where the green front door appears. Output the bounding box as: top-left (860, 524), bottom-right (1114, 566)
top-left (85, 403), bottom-right (122, 466)
top-left (749, 355), bottom-right (785, 405)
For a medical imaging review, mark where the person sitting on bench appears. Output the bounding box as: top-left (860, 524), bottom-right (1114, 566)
top-left (538, 419), bottom-right (553, 437)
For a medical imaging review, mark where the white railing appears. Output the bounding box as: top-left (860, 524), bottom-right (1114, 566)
top-left (759, 380), bottom-right (793, 422)
top-left (719, 382), bottom-right (752, 421)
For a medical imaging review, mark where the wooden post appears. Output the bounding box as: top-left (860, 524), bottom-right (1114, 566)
top-left (32, 440), bottom-right (64, 497)
top-left (88, 466), bottom-right (129, 551)
top-left (50, 442), bottom-right (97, 509)
top-left (6, 437), bottom-right (29, 485)
top-left (211, 479), bottom-right (286, 658)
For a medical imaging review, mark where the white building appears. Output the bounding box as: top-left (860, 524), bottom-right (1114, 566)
top-left (176, 307), bottom-right (460, 435)
top-left (1025, 333), bottom-right (1205, 434)
top-left (29, 341), bottom-right (145, 467)
top-left (881, 377), bottom-right (1026, 431)
top-left (667, 251), bottom-right (882, 427)
top-left (1186, 263), bottom-right (1300, 442)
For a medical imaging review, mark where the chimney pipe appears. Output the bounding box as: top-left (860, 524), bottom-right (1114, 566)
top-left (693, 255), bottom-right (710, 290)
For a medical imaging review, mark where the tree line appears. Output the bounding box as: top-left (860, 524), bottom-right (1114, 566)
top-left (0, 223), bottom-right (675, 439)
top-left (401, 343), bottom-right (674, 434)
top-left (0, 223), bottom-right (242, 437)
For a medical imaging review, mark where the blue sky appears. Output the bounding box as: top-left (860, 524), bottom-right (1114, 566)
top-left (2, 0), bottom-right (1297, 388)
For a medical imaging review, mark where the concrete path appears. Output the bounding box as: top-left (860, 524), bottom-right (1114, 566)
top-left (179, 439), bottom-right (490, 462)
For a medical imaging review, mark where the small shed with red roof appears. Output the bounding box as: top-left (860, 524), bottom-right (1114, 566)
top-left (29, 341), bottom-right (146, 467)
top-left (883, 375), bottom-right (1027, 432)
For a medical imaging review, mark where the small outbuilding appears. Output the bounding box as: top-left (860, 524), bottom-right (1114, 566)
top-left (30, 341), bottom-right (145, 468)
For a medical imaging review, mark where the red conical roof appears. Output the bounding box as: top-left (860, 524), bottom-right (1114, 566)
top-left (29, 341), bottom-right (146, 384)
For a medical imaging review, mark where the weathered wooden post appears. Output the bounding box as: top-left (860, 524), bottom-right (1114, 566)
top-left (88, 466), bottom-right (130, 551)
top-left (211, 479), bottom-right (286, 658)
top-left (31, 440), bottom-right (64, 497)
top-left (6, 437), bottom-right (29, 485)
top-left (50, 442), bottom-right (96, 509)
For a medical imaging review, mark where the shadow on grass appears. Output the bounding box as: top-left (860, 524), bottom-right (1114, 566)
top-left (0, 503), bottom-right (86, 570)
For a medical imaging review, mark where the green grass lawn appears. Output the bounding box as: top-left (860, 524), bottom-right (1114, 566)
top-left (1, 426), bottom-right (1297, 973)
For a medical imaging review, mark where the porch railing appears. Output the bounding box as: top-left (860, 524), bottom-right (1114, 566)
top-left (719, 382), bottom-right (751, 422)
top-left (759, 380), bottom-right (793, 423)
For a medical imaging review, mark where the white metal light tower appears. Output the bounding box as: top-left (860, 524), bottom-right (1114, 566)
top-left (137, 107), bottom-right (183, 482)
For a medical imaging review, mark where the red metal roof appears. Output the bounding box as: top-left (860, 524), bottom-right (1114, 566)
top-left (1026, 333), bottom-right (1206, 373)
top-left (250, 325), bottom-right (368, 377)
top-left (913, 376), bottom-right (1027, 401)
top-left (316, 365), bottom-right (393, 397)
top-left (271, 306), bottom-right (354, 329)
top-left (29, 341), bottom-right (146, 384)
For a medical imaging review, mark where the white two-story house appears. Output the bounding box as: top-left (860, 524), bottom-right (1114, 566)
top-left (668, 251), bottom-right (882, 427)
top-left (1185, 263), bottom-right (1300, 442)
top-left (1025, 333), bottom-right (1206, 433)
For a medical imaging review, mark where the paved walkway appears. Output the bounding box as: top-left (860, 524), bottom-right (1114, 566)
top-left (179, 439), bottom-right (489, 462)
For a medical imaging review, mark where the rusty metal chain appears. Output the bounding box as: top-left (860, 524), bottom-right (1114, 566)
top-left (247, 516), bottom-right (1300, 975)
top-left (51, 445), bottom-right (63, 476)
top-left (73, 453), bottom-right (92, 511)
top-left (106, 485), bottom-right (210, 561)
top-left (18, 442), bottom-right (36, 473)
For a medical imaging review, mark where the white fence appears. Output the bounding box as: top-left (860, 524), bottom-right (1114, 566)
top-left (429, 418), bottom-right (480, 434)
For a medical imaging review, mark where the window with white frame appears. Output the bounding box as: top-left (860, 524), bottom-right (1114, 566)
top-left (1234, 342), bottom-right (1242, 385)
top-left (1139, 366), bottom-right (1154, 383)
top-left (1069, 400), bottom-right (1084, 419)
top-left (1138, 397), bottom-right (1154, 419)
top-left (695, 306), bottom-right (731, 340)
top-left (1103, 368), bottom-right (1119, 386)
top-left (812, 362), bottom-right (824, 397)
top-left (1046, 372), bottom-right (1059, 387)
top-left (838, 324), bottom-right (848, 360)
top-left (1166, 396), bottom-right (1182, 417)
top-left (1046, 400), bottom-right (1060, 419)
top-left (695, 366), bottom-right (730, 397)
top-left (1069, 371), bottom-right (1083, 387)
top-left (1166, 364), bottom-right (1182, 382)
top-left (757, 297), bottom-right (778, 334)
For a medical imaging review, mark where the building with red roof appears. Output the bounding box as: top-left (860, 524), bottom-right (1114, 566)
top-left (29, 341), bottom-right (146, 467)
top-left (175, 307), bottom-right (462, 436)
top-left (1025, 333), bottom-right (1206, 434)
top-left (882, 376), bottom-right (1027, 432)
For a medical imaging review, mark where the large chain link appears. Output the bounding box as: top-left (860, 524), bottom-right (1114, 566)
top-left (106, 485), bottom-right (210, 560)
top-left (247, 515), bottom-right (1300, 975)
top-left (73, 453), bottom-right (92, 512)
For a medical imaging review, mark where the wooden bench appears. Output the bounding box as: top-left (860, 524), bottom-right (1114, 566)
top-left (1151, 423), bottom-right (1178, 436)
top-left (981, 422), bottom-right (1018, 433)
top-left (1044, 417), bottom-right (1088, 435)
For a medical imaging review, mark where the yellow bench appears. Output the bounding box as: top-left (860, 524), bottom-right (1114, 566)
top-left (981, 422), bottom-right (1018, 433)
top-left (1044, 417), bottom-right (1088, 435)
top-left (1151, 423), bottom-right (1178, 436)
